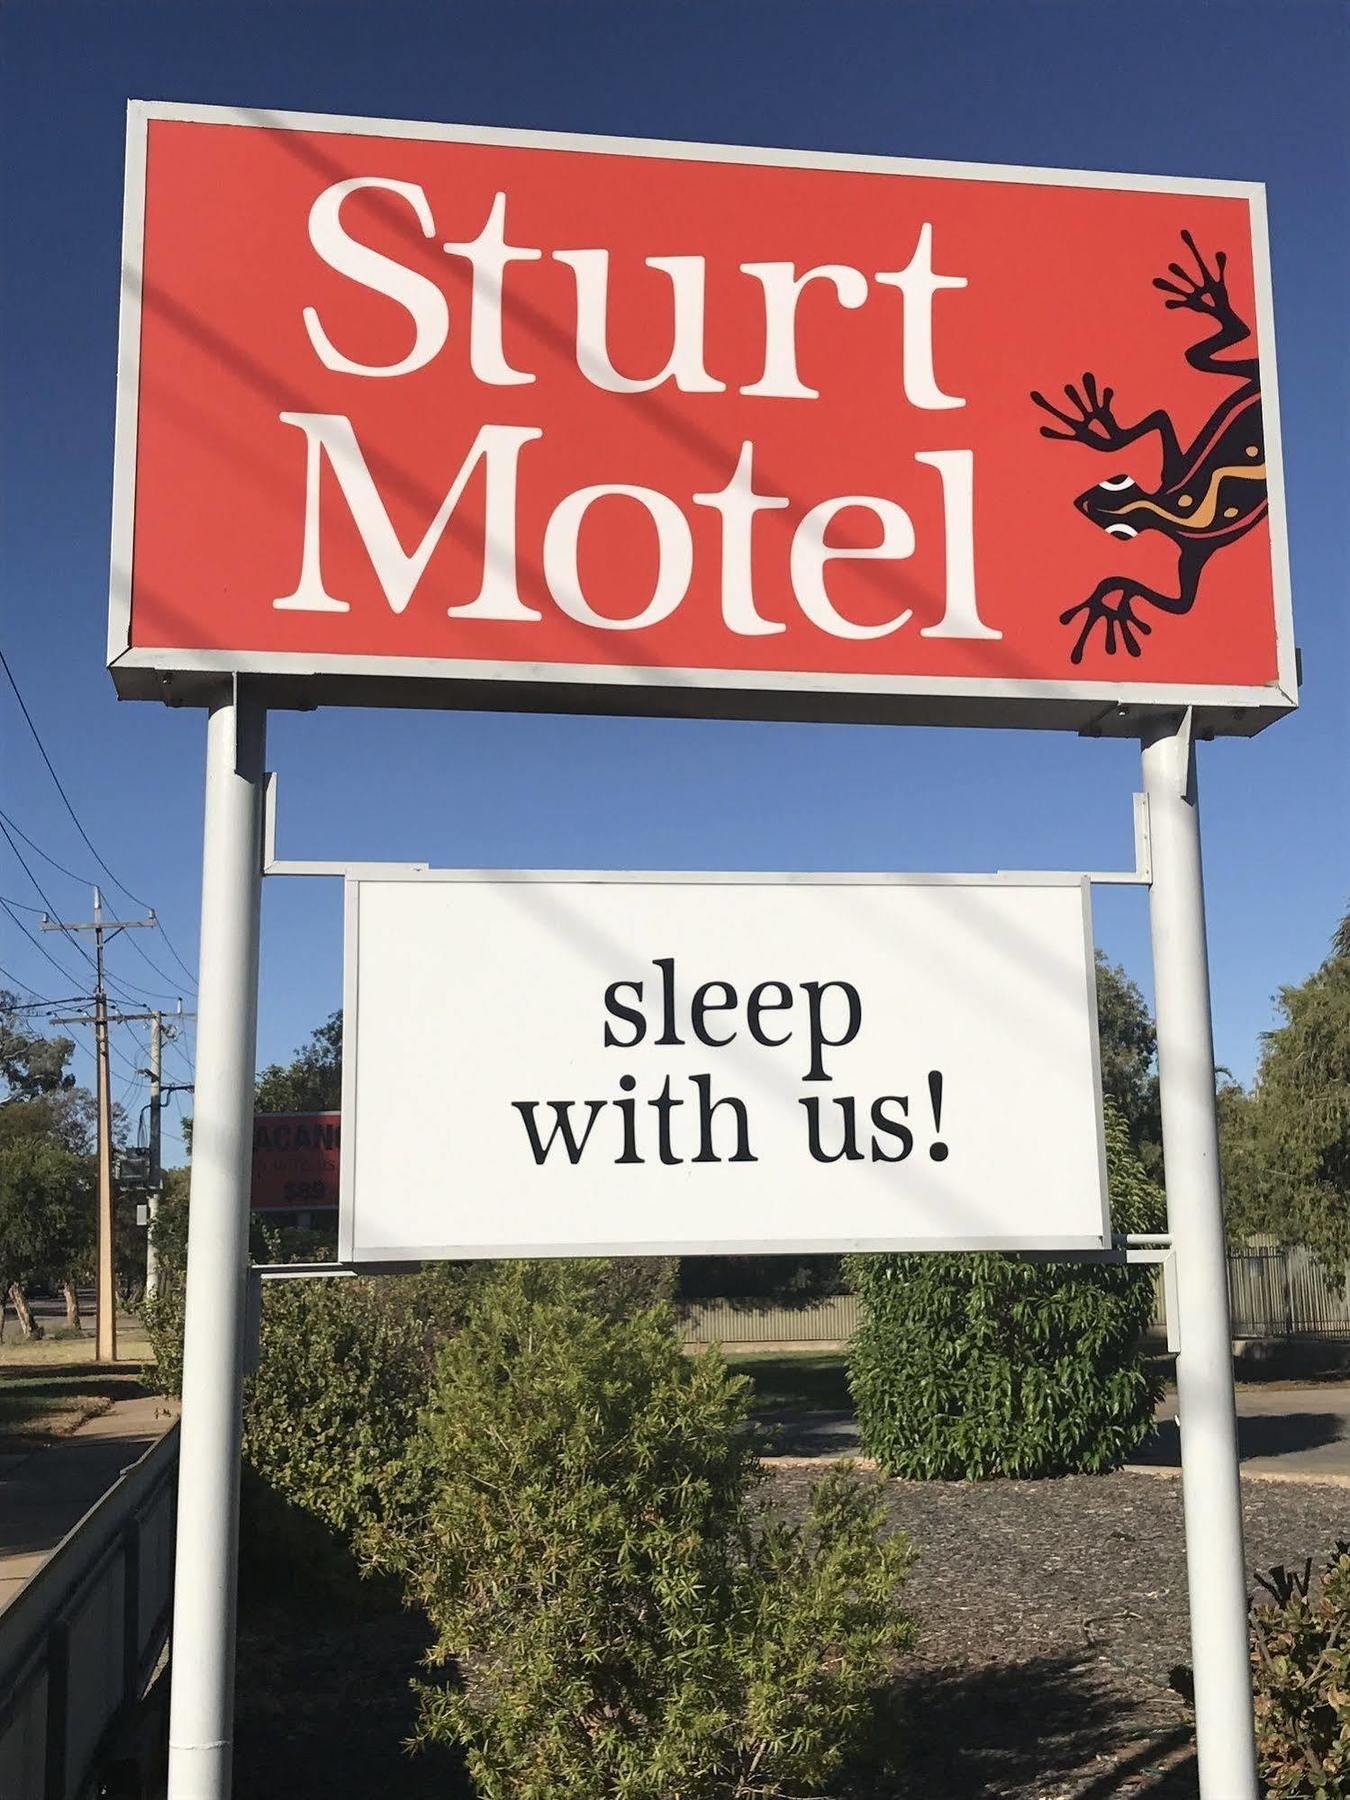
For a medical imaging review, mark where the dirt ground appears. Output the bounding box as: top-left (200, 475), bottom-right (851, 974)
top-left (766, 1463), bottom-right (1348, 1799)
top-left (231, 1464), bottom-right (1348, 1799)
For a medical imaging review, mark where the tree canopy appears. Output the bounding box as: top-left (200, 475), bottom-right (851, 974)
top-left (254, 1011), bottom-right (343, 1113)
top-left (1094, 951), bottom-right (1161, 1174)
top-left (1219, 911), bottom-right (1350, 1269)
top-left (0, 995), bottom-right (96, 1328)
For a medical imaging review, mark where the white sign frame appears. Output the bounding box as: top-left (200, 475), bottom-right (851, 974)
top-left (337, 868), bottom-right (1112, 1263)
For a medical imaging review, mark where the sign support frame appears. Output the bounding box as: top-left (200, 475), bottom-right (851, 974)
top-left (1142, 709), bottom-right (1258, 1797)
top-left (162, 710), bottom-right (1260, 1800)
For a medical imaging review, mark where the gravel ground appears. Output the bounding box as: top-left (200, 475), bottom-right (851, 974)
top-left (763, 1462), bottom-right (1350, 1799)
top-left (232, 1468), bottom-right (1348, 1799)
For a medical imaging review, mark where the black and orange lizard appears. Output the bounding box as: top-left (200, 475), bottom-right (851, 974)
top-left (1032, 231), bottom-right (1267, 663)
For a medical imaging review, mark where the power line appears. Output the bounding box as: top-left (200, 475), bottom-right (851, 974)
top-left (0, 963), bottom-right (42, 999)
top-left (0, 652), bottom-right (199, 989)
top-left (0, 820), bottom-right (176, 1018)
top-left (0, 893), bottom-right (44, 914)
top-left (1, 897), bottom-right (88, 986)
top-left (0, 806), bottom-right (96, 886)
top-left (0, 813), bottom-right (101, 978)
top-left (1, 647), bottom-right (153, 908)
top-left (0, 806), bottom-right (197, 997)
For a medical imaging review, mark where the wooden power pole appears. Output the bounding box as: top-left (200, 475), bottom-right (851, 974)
top-left (45, 887), bottom-right (157, 1362)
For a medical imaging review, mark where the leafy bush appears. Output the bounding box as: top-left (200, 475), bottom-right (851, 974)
top-left (142, 1285), bottom-right (186, 1396)
top-left (367, 1260), bottom-right (914, 1800)
top-left (1252, 1544), bottom-right (1350, 1797)
top-left (846, 1103), bottom-right (1165, 1479)
top-left (242, 1275), bottom-right (432, 1539)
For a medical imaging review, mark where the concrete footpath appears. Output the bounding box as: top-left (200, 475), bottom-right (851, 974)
top-left (763, 1382), bottom-right (1350, 1479)
top-left (0, 1393), bottom-right (176, 1611)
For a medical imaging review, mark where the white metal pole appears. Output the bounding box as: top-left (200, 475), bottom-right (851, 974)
top-left (1142, 713), bottom-right (1257, 1798)
top-left (167, 689), bottom-right (266, 1800)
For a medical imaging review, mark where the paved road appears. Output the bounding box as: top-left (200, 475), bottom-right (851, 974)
top-left (0, 1392), bottom-right (175, 1611)
top-left (763, 1383), bottom-right (1350, 1479)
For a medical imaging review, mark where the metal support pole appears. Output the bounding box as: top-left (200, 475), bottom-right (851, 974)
top-left (1142, 713), bottom-right (1257, 1798)
top-left (167, 689), bottom-right (266, 1800)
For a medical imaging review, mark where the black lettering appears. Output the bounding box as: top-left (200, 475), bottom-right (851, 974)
top-left (603, 979), bottom-right (646, 1048)
top-left (870, 1094), bottom-right (914, 1163)
top-left (690, 1074), bottom-right (756, 1163)
top-left (799, 1094), bottom-right (863, 1162)
top-left (511, 1099), bottom-right (606, 1165)
top-left (653, 957), bottom-right (684, 1046)
top-left (747, 980), bottom-right (792, 1046)
top-left (691, 981), bottom-right (737, 1047)
top-left (615, 1073), bottom-right (642, 1163)
top-left (647, 1074), bottom-right (684, 1164)
top-left (802, 980), bottom-right (862, 1081)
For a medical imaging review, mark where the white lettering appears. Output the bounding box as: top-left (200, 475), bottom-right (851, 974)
top-left (916, 449), bottom-right (999, 638)
top-left (739, 263), bottom-right (868, 399)
top-left (440, 191), bottom-right (540, 387)
top-left (790, 496), bottom-right (915, 639)
top-left (543, 485), bottom-right (693, 629)
top-left (874, 224), bottom-right (966, 411)
top-left (553, 251), bottom-right (725, 394)
top-left (302, 178), bottom-right (449, 379)
top-left (271, 412), bottom-right (542, 619)
top-left (692, 441), bottom-right (787, 636)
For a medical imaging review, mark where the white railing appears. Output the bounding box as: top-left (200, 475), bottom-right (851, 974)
top-left (0, 1423), bottom-right (179, 1800)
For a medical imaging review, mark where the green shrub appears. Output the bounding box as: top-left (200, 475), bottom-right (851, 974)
top-left (366, 1260), bottom-right (914, 1800)
top-left (142, 1285), bottom-right (185, 1397)
top-left (846, 1103), bottom-right (1165, 1479)
top-left (1252, 1544), bottom-right (1350, 1797)
top-left (242, 1270), bottom-right (475, 1540)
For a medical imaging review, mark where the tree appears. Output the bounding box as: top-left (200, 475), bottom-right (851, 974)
top-left (254, 1011), bottom-right (342, 1113)
top-left (1, 993), bottom-right (75, 1098)
top-left (0, 998), bottom-right (96, 1337)
top-left (1094, 951), bottom-right (1161, 1173)
top-left (0, 1101), bottom-right (93, 1338)
top-left (1220, 910), bottom-right (1350, 1270)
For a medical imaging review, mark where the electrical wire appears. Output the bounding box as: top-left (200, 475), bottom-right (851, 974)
top-left (0, 813), bottom-right (101, 977)
top-left (0, 893), bottom-right (44, 914)
top-left (1, 647), bottom-right (153, 907)
top-left (0, 816), bottom-right (194, 1022)
top-left (0, 653), bottom-right (199, 988)
top-left (0, 806), bottom-right (95, 887)
top-left (1, 808), bottom-right (195, 1000)
top-left (0, 964), bottom-right (47, 1000)
top-left (1, 898), bottom-right (89, 987)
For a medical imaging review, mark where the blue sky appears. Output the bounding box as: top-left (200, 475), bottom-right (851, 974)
top-left (2, 0), bottom-right (1345, 1168)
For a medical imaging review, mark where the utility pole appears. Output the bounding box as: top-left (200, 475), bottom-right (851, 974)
top-left (142, 1004), bottom-right (194, 1299)
top-left (147, 1010), bottom-right (161, 1301)
top-left (46, 887), bottom-right (157, 1363)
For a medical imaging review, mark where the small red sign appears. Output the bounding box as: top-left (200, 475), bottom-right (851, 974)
top-left (110, 104), bottom-right (1295, 731)
top-left (251, 1112), bottom-right (340, 1211)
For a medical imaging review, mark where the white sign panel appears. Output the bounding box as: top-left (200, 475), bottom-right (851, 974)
top-left (339, 873), bottom-right (1110, 1261)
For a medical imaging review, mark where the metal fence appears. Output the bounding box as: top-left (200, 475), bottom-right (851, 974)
top-left (0, 1423), bottom-right (179, 1800)
top-left (1219, 1244), bottom-right (1350, 1340)
top-left (681, 1247), bottom-right (1350, 1348)
top-left (681, 1295), bottom-right (858, 1347)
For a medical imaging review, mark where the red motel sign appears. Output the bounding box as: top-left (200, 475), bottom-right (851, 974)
top-left (110, 104), bottom-right (1294, 733)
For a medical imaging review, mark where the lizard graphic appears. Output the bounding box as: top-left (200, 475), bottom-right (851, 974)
top-left (1031, 231), bottom-right (1266, 663)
